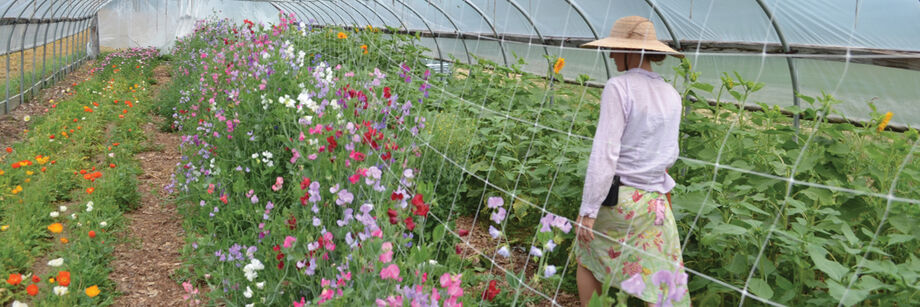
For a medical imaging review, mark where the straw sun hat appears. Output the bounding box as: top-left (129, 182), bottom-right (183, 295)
top-left (581, 16), bottom-right (684, 58)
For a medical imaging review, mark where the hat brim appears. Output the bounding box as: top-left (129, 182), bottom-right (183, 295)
top-left (580, 37), bottom-right (684, 59)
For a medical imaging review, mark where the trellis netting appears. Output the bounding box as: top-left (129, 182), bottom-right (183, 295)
top-left (3, 0), bottom-right (919, 306)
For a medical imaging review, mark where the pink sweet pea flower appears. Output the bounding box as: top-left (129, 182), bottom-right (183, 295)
top-left (272, 177), bottom-right (284, 191)
top-left (283, 236), bottom-right (297, 248)
top-left (380, 264), bottom-right (400, 280)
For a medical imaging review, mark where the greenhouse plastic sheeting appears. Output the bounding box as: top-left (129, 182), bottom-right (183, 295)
top-left (81, 0), bottom-right (920, 126)
top-left (98, 0), bottom-right (278, 50)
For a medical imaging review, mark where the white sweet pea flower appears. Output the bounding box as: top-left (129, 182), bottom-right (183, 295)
top-left (59, 205), bottom-right (67, 212)
top-left (100, 221), bottom-right (108, 227)
top-left (256, 281), bottom-right (265, 289)
top-left (50, 211), bottom-right (60, 218)
top-left (243, 286), bottom-right (253, 298)
top-left (12, 300), bottom-right (28, 307)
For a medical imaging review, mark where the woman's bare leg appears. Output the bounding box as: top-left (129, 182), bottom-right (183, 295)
top-left (577, 263), bottom-right (603, 306)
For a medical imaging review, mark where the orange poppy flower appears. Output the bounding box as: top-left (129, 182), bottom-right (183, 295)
top-left (31, 275), bottom-right (40, 283)
top-left (27, 284), bottom-right (38, 296)
top-left (89, 230), bottom-right (96, 238)
top-left (57, 271), bottom-right (70, 286)
top-left (337, 32), bottom-right (348, 39)
top-left (60, 237), bottom-right (68, 244)
top-left (6, 273), bottom-right (22, 285)
top-left (86, 187), bottom-right (95, 194)
top-left (48, 223), bottom-right (63, 233)
top-left (361, 45), bottom-right (368, 54)
top-left (85, 285), bottom-right (100, 297)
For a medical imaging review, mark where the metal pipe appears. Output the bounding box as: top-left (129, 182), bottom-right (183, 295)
top-left (23, 0), bottom-right (53, 98)
top-left (301, 1), bottom-right (337, 26)
top-left (340, 0), bottom-right (386, 28)
top-left (357, 0), bottom-right (407, 30)
top-left (309, 1), bottom-right (346, 26)
top-left (424, 0), bottom-right (473, 65)
top-left (351, 0), bottom-right (401, 30)
top-left (384, 0), bottom-right (445, 72)
top-left (562, 0), bottom-right (611, 79)
top-left (459, 0), bottom-right (508, 67)
top-left (328, 0), bottom-right (372, 28)
top-left (754, 0), bottom-right (801, 130)
top-left (642, 0), bottom-right (681, 50)
top-left (4, 0), bottom-right (29, 113)
top-left (505, 0), bottom-right (549, 60)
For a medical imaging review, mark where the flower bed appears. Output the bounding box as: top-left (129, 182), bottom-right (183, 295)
top-left (1, 47), bottom-right (162, 306)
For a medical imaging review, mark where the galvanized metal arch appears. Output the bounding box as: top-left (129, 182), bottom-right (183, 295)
top-left (41, 0), bottom-right (70, 87)
top-left (504, 0), bottom-right (550, 62)
top-left (20, 0), bottom-right (54, 94)
top-left (294, 1), bottom-right (333, 26)
top-left (311, 0), bottom-right (349, 26)
top-left (342, 0), bottom-right (388, 28)
top-left (423, 0), bottom-right (473, 65)
top-left (321, 0), bottom-right (366, 27)
top-left (385, 0), bottom-right (445, 71)
top-left (562, 0), bottom-right (611, 79)
top-left (642, 0), bottom-right (681, 50)
top-left (328, 0), bottom-right (373, 28)
top-left (3, 0), bottom-right (38, 110)
top-left (62, 0), bottom-right (96, 72)
top-left (281, 2), bottom-right (324, 26)
top-left (753, 0), bottom-right (801, 129)
top-left (458, 0), bottom-right (508, 67)
top-left (358, 0), bottom-right (407, 31)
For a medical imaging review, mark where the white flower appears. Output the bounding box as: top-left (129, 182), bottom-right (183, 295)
top-left (100, 221), bottom-right (108, 227)
top-left (70, 213), bottom-right (77, 219)
top-left (50, 211), bottom-right (60, 218)
top-left (428, 260), bottom-right (438, 265)
top-left (23, 115), bottom-right (31, 122)
top-left (53, 286), bottom-right (69, 296)
top-left (243, 259), bottom-right (264, 281)
top-left (108, 152), bottom-right (115, 158)
top-left (252, 153), bottom-right (259, 159)
top-left (12, 300), bottom-right (28, 307)
top-left (403, 169), bottom-right (414, 179)
top-left (47, 258), bottom-right (64, 267)
top-left (255, 281), bottom-right (265, 289)
top-left (246, 304), bottom-right (254, 307)
top-left (243, 286), bottom-right (253, 298)
top-left (59, 205), bottom-right (67, 212)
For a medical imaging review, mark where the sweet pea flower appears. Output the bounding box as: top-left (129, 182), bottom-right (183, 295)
top-left (283, 236), bottom-right (297, 248)
top-left (544, 265), bottom-right (557, 278)
top-left (621, 273), bottom-right (646, 296)
top-left (380, 264), bottom-right (400, 280)
top-left (487, 196), bottom-right (504, 208)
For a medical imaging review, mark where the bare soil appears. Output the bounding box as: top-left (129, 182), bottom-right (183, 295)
top-left (108, 64), bottom-right (186, 307)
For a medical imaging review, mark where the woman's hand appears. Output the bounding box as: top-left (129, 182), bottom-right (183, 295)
top-left (576, 216), bottom-right (596, 244)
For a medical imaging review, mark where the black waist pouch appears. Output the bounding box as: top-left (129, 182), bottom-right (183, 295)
top-left (601, 175), bottom-right (621, 207)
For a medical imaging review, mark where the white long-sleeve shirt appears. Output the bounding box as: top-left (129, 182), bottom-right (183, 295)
top-left (579, 68), bottom-right (682, 219)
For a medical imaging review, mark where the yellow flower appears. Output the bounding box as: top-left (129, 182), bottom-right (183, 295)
top-left (1, 225), bottom-right (8, 231)
top-left (878, 112), bottom-right (893, 132)
top-left (23, 115), bottom-right (30, 122)
top-left (26, 171), bottom-right (33, 176)
top-left (85, 285), bottom-right (100, 297)
top-left (48, 223), bottom-right (63, 233)
top-left (553, 57), bottom-right (565, 74)
top-left (49, 277), bottom-right (55, 283)
top-left (337, 32), bottom-right (348, 39)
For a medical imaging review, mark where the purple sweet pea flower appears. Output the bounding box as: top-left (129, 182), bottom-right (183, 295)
top-left (490, 207), bottom-right (506, 224)
top-left (539, 213), bottom-right (555, 232)
top-left (488, 225), bottom-right (501, 239)
top-left (487, 196), bottom-right (504, 209)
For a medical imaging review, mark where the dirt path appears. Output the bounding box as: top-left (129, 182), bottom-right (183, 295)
top-left (108, 64), bottom-right (186, 307)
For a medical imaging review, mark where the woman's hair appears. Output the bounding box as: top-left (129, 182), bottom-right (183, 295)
top-left (646, 53), bottom-right (667, 62)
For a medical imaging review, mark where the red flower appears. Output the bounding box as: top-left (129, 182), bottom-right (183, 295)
top-left (390, 191), bottom-right (403, 201)
top-left (383, 87), bottom-right (391, 99)
top-left (88, 230), bottom-right (96, 238)
top-left (31, 275), bottom-right (40, 283)
top-left (5, 147), bottom-right (11, 153)
top-left (300, 177), bottom-right (311, 190)
top-left (412, 194), bottom-right (429, 217)
top-left (455, 244), bottom-right (462, 255)
top-left (7, 273), bottom-right (22, 285)
top-left (482, 279), bottom-right (500, 301)
top-left (326, 136), bottom-right (337, 151)
top-left (278, 260), bottom-right (284, 269)
top-left (27, 284), bottom-right (38, 296)
top-left (276, 253), bottom-right (285, 260)
top-left (273, 245), bottom-right (281, 252)
top-left (387, 208), bottom-right (399, 225)
top-left (404, 216), bottom-right (416, 231)
top-left (458, 229), bottom-right (469, 237)
top-left (300, 192), bottom-right (310, 206)
top-left (287, 216), bottom-right (297, 230)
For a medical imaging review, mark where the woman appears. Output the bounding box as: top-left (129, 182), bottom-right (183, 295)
top-left (574, 16), bottom-right (689, 306)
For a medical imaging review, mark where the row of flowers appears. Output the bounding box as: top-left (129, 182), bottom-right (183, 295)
top-left (0, 48), bottom-right (161, 306)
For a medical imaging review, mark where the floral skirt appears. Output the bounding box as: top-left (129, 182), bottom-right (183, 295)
top-left (575, 186), bottom-right (690, 306)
